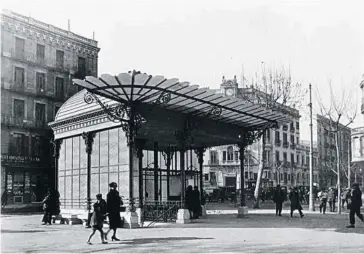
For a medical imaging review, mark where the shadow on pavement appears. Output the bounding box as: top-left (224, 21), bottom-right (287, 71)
top-left (160, 214), bottom-right (364, 235)
top-left (1, 229), bottom-right (48, 233)
top-left (120, 237), bottom-right (214, 245)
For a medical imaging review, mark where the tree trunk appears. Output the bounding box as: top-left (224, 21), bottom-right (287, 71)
top-left (253, 135), bottom-right (265, 209)
top-left (336, 131), bottom-right (341, 215)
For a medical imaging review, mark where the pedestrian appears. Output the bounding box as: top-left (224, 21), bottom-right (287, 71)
top-left (105, 182), bottom-right (123, 241)
top-left (87, 194), bottom-right (108, 245)
top-left (289, 187), bottom-right (304, 218)
top-left (1, 191), bottom-right (7, 208)
top-left (192, 186), bottom-right (201, 219)
top-left (41, 189), bottom-right (60, 225)
top-left (346, 183), bottom-right (364, 228)
top-left (345, 189), bottom-right (352, 209)
top-left (341, 189), bottom-right (348, 209)
top-left (318, 189), bottom-right (328, 214)
top-left (185, 185), bottom-right (194, 219)
top-left (328, 188), bottom-right (335, 212)
top-left (273, 184), bottom-right (285, 216)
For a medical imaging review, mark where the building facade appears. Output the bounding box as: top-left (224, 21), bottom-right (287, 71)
top-left (316, 114), bottom-right (351, 188)
top-left (351, 127), bottom-right (364, 187)
top-left (1, 10), bottom-right (100, 205)
top-left (203, 76), bottom-right (301, 190)
top-left (295, 140), bottom-right (319, 187)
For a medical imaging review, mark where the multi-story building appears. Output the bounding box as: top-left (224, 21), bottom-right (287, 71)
top-left (295, 140), bottom-right (319, 187)
top-left (203, 76), bottom-right (301, 190)
top-left (351, 127), bottom-right (364, 187)
top-left (1, 10), bottom-right (100, 205)
top-left (316, 114), bottom-right (351, 188)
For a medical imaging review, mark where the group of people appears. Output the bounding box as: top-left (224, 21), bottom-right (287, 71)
top-left (186, 185), bottom-right (204, 219)
top-left (273, 183), bottom-right (364, 228)
top-left (317, 187), bottom-right (339, 214)
top-left (273, 185), bottom-right (304, 218)
top-left (86, 182), bottom-right (124, 244)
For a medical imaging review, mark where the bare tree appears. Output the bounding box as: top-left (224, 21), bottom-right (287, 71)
top-left (241, 64), bottom-right (306, 208)
top-left (316, 82), bottom-right (357, 214)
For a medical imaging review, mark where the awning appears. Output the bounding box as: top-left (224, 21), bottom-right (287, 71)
top-left (72, 71), bottom-right (291, 129)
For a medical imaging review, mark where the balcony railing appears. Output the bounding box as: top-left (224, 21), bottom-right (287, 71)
top-left (290, 127), bottom-right (295, 133)
top-left (290, 143), bottom-right (296, 149)
top-left (1, 115), bottom-right (48, 129)
top-left (275, 140), bottom-right (281, 146)
top-left (283, 125), bottom-right (288, 131)
top-left (208, 159), bottom-right (219, 165)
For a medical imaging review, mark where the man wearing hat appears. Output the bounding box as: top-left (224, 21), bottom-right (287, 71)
top-left (346, 183), bottom-right (364, 228)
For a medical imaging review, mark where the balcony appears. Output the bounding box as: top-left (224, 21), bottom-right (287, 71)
top-left (208, 159), bottom-right (219, 165)
top-left (1, 115), bottom-right (49, 129)
top-left (221, 159), bottom-right (239, 165)
top-left (290, 143), bottom-right (296, 149)
top-left (290, 127), bottom-right (295, 133)
top-left (283, 125), bottom-right (288, 131)
top-left (1, 154), bottom-right (42, 166)
top-left (275, 140), bottom-right (281, 147)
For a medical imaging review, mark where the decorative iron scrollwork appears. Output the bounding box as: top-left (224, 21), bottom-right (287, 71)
top-left (50, 139), bottom-right (63, 159)
top-left (207, 106), bottom-right (222, 117)
top-left (194, 147), bottom-right (207, 165)
top-left (174, 116), bottom-right (198, 148)
top-left (155, 92), bottom-right (171, 105)
top-left (84, 92), bottom-right (127, 122)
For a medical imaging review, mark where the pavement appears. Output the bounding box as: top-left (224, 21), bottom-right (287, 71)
top-left (1, 205), bottom-right (364, 253)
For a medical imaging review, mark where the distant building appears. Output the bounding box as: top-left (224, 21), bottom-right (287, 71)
top-left (295, 140), bottom-right (319, 187)
top-left (316, 114), bottom-right (351, 188)
top-left (203, 76), bottom-right (301, 190)
top-left (1, 10), bottom-right (100, 205)
top-left (351, 127), bottom-right (364, 187)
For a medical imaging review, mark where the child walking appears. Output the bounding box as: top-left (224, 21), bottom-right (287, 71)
top-left (87, 194), bottom-right (108, 245)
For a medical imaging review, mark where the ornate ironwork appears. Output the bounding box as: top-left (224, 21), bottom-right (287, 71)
top-left (206, 105), bottom-right (222, 117)
top-left (143, 201), bottom-right (182, 223)
top-left (161, 146), bottom-right (175, 168)
top-left (155, 92), bottom-right (172, 105)
top-left (82, 132), bottom-right (96, 154)
top-left (84, 92), bottom-right (127, 122)
top-left (50, 139), bottom-right (63, 160)
top-left (194, 147), bottom-right (207, 165)
top-left (174, 115), bottom-right (198, 148)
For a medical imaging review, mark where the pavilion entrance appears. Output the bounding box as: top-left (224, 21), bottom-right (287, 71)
top-left (49, 71), bottom-right (289, 227)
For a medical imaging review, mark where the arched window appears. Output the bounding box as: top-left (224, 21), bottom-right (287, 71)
top-left (227, 146), bottom-right (234, 161)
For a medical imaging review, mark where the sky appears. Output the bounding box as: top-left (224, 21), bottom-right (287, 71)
top-left (2, 0), bottom-right (364, 141)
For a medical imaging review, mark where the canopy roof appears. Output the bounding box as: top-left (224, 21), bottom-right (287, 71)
top-left (51, 71), bottom-right (292, 149)
top-left (72, 71), bottom-right (290, 129)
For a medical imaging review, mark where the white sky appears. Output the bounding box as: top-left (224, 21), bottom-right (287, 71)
top-left (2, 0), bottom-right (364, 141)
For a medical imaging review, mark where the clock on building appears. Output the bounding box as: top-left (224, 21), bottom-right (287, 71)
top-left (226, 88), bottom-right (234, 96)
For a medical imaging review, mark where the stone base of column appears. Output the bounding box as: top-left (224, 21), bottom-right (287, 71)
top-left (201, 205), bottom-right (207, 217)
top-left (176, 209), bottom-right (191, 224)
top-left (123, 211), bottom-right (140, 229)
top-left (135, 208), bottom-right (143, 227)
top-left (237, 206), bottom-right (249, 218)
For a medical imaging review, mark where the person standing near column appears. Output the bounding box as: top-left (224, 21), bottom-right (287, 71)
top-left (346, 183), bottom-right (364, 228)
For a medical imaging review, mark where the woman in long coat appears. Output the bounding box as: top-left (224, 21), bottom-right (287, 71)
top-left (289, 187), bottom-right (304, 218)
top-left (105, 182), bottom-right (122, 241)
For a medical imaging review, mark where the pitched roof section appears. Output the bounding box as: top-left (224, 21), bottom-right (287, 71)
top-left (68, 71), bottom-right (291, 129)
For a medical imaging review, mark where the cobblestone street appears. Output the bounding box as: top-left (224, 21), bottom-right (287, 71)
top-left (1, 209), bottom-right (364, 253)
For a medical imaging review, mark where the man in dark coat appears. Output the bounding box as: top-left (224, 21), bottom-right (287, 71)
top-left (273, 185), bottom-right (285, 216)
top-left (105, 182), bottom-right (123, 241)
top-left (192, 186), bottom-right (201, 219)
top-left (185, 185), bottom-right (194, 219)
top-left (41, 189), bottom-right (60, 225)
top-left (289, 187), bottom-right (304, 218)
top-left (346, 183), bottom-right (364, 228)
